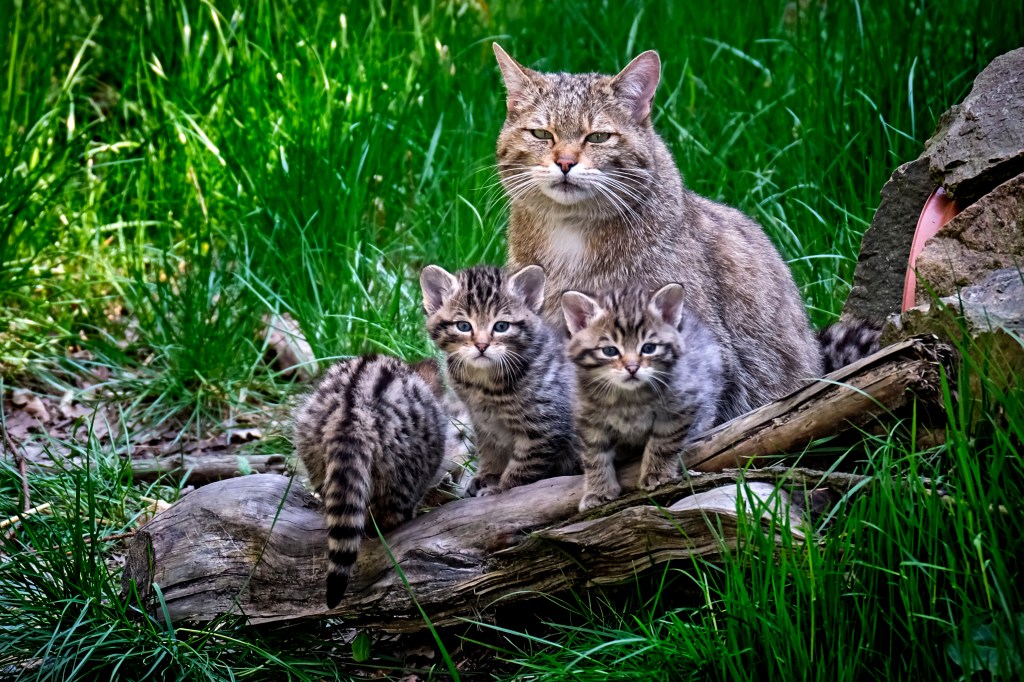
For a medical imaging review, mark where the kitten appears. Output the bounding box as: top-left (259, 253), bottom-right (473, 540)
top-left (420, 264), bottom-right (580, 496)
top-left (292, 355), bottom-right (459, 608)
top-left (561, 283), bottom-right (724, 512)
top-left (493, 44), bottom-right (822, 424)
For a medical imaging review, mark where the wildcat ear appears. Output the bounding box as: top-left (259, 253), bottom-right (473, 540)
top-left (610, 50), bottom-right (661, 123)
top-left (649, 283), bottom-right (685, 328)
top-left (508, 265), bottom-right (545, 314)
top-left (420, 265), bottom-right (459, 316)
top-left (561, 291), bottom-right (602, 335)
top-left (493, 43), bottom-right (537, 112)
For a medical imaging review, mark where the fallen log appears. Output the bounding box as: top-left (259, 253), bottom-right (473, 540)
top-left (122, 335), bottom-right (954, 631)
top-left (129, 452), bottom-right (290, 485)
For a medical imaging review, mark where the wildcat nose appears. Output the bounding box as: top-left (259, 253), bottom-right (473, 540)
top-left (475, 342), bottom-right (489, 354)
top-left (556, 158), bottom-right (577, 174)
top-left (625, 363), bottom-right (640, 375)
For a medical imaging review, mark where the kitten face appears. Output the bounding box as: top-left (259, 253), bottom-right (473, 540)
top-left (563, 284), bottom-right (684, 392)
top-left (421, 264), bottom-right (546, 374)
top-left (494, 46), bottom-right (661, 210)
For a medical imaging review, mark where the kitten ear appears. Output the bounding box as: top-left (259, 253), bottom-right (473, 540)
top-left (561, 291), bottom-right (601, 335)
top-left (420, 265), bottom-right (459, 316)
top-left (508, 265), bottom-right (545, 314)
top-left (649, 283), bottom-right (685, 328)
top-left (610, 50), bottom-right (661, 123)
top-left (493, 43), bottom-right (537, 112)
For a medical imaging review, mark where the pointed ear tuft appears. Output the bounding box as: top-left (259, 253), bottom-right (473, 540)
top-left (420, 265), bottom-right (458, 316)
top-left (561, 291), bottom-right (601, 335)
top-left (610, 50), bottom-right (661, 123)
top-left (493, 43), bottom-right (536, 112)
top-left (649, 283), bottom-right (685, 328)
top-left (508, 265), bottom-right (545, 314)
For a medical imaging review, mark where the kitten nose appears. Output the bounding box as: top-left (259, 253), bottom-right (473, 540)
top-left (556, 158), bottom-right (577, 174)
top-left (475, 342), bottom-right (489, 354)
top-left (625, 363), bottom-right (640, 375)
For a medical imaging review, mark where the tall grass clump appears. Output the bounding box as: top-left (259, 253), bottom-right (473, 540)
top-left (0, 430), bottom-right (360, 680)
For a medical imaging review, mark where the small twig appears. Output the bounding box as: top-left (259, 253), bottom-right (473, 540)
top-left (100, 530), bottom-right (137, 543)
top-left (53, 529), bottom-right (138, 553)
top-left (1, 502), bottom-right (52, 530)
top-left (1, 412), bottom-right (31, 513)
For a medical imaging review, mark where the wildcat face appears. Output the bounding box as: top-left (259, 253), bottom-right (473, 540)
top-left (562, 284), bottom-right (685, 392)
top-left (421, 264), bottom-right (546, 374)
top-left (494, 45), bottom-right (661, 211)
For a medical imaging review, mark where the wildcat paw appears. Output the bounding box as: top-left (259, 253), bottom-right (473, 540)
top-left (477, 485), bottom-right (504, 497)
top-left (578, 491), bottom-right (618, 512)
top-left (639, 470), bottom-right (680, 492)
top-left (466, 474), bottom-right (500, 497)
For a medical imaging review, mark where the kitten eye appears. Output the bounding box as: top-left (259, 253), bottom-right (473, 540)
top-left (585, 132), bottom-right (611, 144)
top-left (530, 129), bottom-right (554, 140)
top-left (641, 343), bottom-right (657, 355)
top-left (455, 321), bottom-right (472, 332)
top-left (601, 346), bottom-right (620, 358)
top-left (493, 321), bottom-right (511, 333)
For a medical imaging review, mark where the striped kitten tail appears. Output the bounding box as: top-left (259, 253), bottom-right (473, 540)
top-left (817, 318), bottom-right (882, 374)
top-left (322, 437), bottom-right (373, 609)
top-left (293, 354), bottom-right (449, 610)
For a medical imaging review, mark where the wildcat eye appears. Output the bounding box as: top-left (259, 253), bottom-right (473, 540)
top-left (493, 321), bottom-right (511, 333)
top-left (585, 132), bottom-right (611, 144)
top-left (601, 346), bottom-right (620, 358)
top-left (641, 343), bottom-right (657, 355)
top-left (455, 321), bottom-right (472, 332)
top-left (530, 129), bottom-right (553, 140)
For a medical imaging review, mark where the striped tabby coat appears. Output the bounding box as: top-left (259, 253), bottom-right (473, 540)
top-left (420, 264), bottom-right (580, 496)
top-left (292, 355), bottom-right (454, 608)
top-left (818, 319), bottom-right (882, 374)
top-left (562, 284), bottom-right (723, 512)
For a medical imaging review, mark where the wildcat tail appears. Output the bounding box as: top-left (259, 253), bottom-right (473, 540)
top-left (322, 438), bottom-right (373, 609)
top-left (817, 318), bottom-right (882, 375)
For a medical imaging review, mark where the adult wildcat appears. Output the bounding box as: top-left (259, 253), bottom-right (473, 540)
top-left (494, 44), bottom-right (822, 423)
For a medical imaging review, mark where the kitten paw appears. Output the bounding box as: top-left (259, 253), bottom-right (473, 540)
top-left (477, 485), bottom-right (504, 497)
top-left (578, 491), bottom-right (618, 512)
top-left (639, 471), bottom-right (680, 492)
top-left (466, 474), bottom-right (500, 497)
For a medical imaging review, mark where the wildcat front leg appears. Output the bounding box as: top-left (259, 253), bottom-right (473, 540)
top-left (638, 413), bottom-right (692, 492)
top-left (578, 432), bottom-right (620, 512)
top-left (500, 430), bottom-right (576, 491)
top-left (465, 430), bottom-right (508, 497)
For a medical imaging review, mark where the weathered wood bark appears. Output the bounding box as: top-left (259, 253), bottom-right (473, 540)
top-left (684, 335), bottom-right (955, 472)
top-left (123, 336), bottom-right (953, 631)
top-left (124, 467), bottom-right (860, 632)
top-left (130, 452), bottom-right (291, 485)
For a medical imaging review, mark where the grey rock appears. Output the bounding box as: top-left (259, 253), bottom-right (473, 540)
top-left (882, 268), bottom-right (1024, 384)
top-left (926, 48), bottom-right (1024, 205)
top-left (845, 158), bottom-right (933, 324)
top-left (845, 48), bottom-right (1024, 325)
top-left (913, 171), bottom-right (1024, 306)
